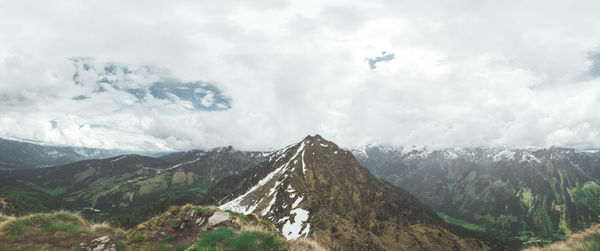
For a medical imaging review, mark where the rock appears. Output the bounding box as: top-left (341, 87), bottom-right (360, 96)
top-left (208, 211), bottom-right (230, 226)
top-left (173, 219), bottom-right (190, 231)
top-left (93, 235), bottom-right (111, 244)
top-left (196, 217), bottom-right (207, 225)
top-left (92, 243), bottom-right (105, 251)
top-left (80, 235), bottom-right (116, 251)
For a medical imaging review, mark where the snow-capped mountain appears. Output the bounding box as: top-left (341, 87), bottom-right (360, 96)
top-left (206, 135), bottom-right (500, 250)
top-left (351, 144), bottom-right (600, 244)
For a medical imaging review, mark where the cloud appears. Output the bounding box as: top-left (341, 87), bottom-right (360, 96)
top-left (0, 1), bottom-right (600, 151)
top-left (588, 48), bottom-right (600, 77)
top-left (72, 95), bottom-right (90, 100)
top-left (367, 51), bottom-right (395, 69)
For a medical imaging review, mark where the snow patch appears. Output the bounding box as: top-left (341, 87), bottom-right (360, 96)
top-left (261, 194), bottom-right (277, 216)
top-left (493, 149), bottom-right (516, 161)
top-left (111, 155), bottom-right (127, 162)
top-left (292, 196), bottom-right (303, 208)
top-left (282, 208), bottom-right (310, 240)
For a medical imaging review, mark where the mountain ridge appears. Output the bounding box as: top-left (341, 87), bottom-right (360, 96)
top-left (352, 144), bottom-right (600, 245)
top-left (206, 135), bottom-right (506, 250)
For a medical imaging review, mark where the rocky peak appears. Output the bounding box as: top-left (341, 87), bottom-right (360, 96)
top-left (208, 135), bottom-right (500, 250)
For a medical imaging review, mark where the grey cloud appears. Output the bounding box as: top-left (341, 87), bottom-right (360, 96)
top-left (588, 48), bottom-right (600, 77)
top-left (69, 58), bottom-right (231, 111)
top-left (72, 95), bottom-right (90, 100)
top-left (150, 81), bottom-right (231, 111)
top-left (368, 52), bottom-right (395, 69)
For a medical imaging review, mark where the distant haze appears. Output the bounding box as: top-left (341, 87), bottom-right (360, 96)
top-left (1, 1), bottom-right (600, 151)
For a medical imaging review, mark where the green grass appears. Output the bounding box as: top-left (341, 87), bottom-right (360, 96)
top-left (193, 227), bottom-right (287, 251)
top-left (1, 211), bottom-right (88, 238)
top-left (225, 231), bottom-right (286, 250)
top-left (197, 228), bottom-right (235, 248)
top-left (164, 235), bottom-right (176, 243)
top-left (175, 245), bottom-right (189, 251)
top-left (159, 243), bottom-right (172, 250)
top-left (40, 221), bottom-right (86, 236)
top-left (437, 212), bottom-right (485, 231)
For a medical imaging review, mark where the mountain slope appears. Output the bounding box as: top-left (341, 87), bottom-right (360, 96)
top-left (352, 145), bottom-right (600, 245)
top-left (0, 148), bottom-right (265, 228)
top-left (207, 135), bottom-right (502, 250)
top-left (0, 137), bottom-right (146, 169)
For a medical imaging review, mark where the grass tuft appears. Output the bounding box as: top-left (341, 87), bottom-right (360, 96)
top-left (225, 230), bottom-right (286, 250)
top-left (197, 228), bottom-right (235, 248)
top-left (0, 211), bottom-right (119, 240)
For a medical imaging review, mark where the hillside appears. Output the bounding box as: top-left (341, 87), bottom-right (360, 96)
top-left (0, 148), bottom-right (265, 228)
top-left (0, 206), bottom-right (325, 250)
top-left (523, 224), bottom-right (600, 251)
top-left (207, 135), bottom-right (505, 250)
top-left (352, 145), bottom-right (600, 245)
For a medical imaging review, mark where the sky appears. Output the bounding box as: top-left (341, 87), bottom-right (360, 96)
top-left (1, 0), bottom-right (600, 152)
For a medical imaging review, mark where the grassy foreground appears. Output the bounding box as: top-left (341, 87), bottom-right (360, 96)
top-left (0, 206), bottom-right (325, 251)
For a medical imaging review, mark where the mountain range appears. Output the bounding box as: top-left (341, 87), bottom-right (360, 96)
top-left (0, 146), bottom-right (266, 228)
top-left (2, 135), bottom-right (599, 249)
top-left (352, 145), bottom-right (600, 245)
top-left (0, 137), bottom-right (163, 170)
top-left (206, 135), bottom-right (503, 250)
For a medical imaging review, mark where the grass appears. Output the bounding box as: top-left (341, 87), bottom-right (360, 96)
top-left (175, 245), bottom-right (190, 251)
top-left (0, 211), bottom-right (122, 241)
top-left (192, 227), bottom-right (288, 251)
top-left (225, 231), bottom-right (286, 250)
top-left (159, 243), bottom-right (172, 250)
top-left (197, 228), bottom-right (236, 248)
top-left (286, 238), bottom-right (327, 251)
top-left (0, 214), bottom-right (14, 224)
top-left (1, 211), bottom-right (87, 237)
top-left (437, 212), bottom-right (485, 231)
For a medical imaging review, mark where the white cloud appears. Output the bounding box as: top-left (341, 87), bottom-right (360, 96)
top-left (0, 0), bottom-right (600, 151)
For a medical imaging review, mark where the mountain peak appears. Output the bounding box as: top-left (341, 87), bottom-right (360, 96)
top-left (208, 136), bottom-right (497, 250)
top-left (302, 134), bottom-right (324, 141)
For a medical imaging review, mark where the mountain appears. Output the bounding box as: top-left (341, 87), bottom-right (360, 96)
top-left (0, 147), bottom-right (266, 228)
top-left (206, 135), bottom-right (503, 250)
top-left (352, 145), bottom-right (600, 245)
top-left (0, 137), bottom-right (151, 169)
